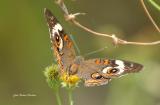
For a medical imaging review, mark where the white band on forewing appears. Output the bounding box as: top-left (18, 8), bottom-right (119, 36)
top-left (115, 60), bottom-right (125, 74)
top-left (51, 23), bottom-right (63, 37)
top-left (51, 23), bottom-right (64, 51)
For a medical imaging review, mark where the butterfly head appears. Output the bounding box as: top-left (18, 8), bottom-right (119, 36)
top-left (100, 60), bottom-right (143, 78)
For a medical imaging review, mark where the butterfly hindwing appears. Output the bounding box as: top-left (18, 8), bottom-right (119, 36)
top-left (44, 8), bottom-right (76, 74)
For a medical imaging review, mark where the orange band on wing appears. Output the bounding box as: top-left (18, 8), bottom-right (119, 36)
top-left (63, 34), bottom-right (73, 48)
top-left (95, 59), bottom-right (101, 64)
top-left (64, 34), bottom-right (69, 41)
top-left (103, 59), bottom-right (109, 65)
top-left (53, 45), bottom-right (64, 73)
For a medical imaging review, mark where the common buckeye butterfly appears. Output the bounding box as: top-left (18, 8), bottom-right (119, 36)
top-left (44, 8), bottom-right (143, 87)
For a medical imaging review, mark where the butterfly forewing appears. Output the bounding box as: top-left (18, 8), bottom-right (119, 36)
top-left (75, 58), bottom-right (143, 86)
top-left (44, 8), bottom-right (76, 74)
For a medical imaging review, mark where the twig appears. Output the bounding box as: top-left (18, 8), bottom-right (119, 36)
top-left (55, 0), bottom-right (160, 46)
top-left (140, 0), bottom-right (160, 33)
top-left (56, 0), bottom-right (69, 15)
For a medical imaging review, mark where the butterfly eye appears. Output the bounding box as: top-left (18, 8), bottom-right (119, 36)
top-left (53, 34), bottom-right (63, 51)
top-left (107, 68), bottom-right (119, 74)
top-left (91, 72), bottom-right (102, 79)
top-left (55, 34), bottom-right (60, 42)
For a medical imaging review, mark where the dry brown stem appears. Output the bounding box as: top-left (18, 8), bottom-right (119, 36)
top-left (55, 0), bottom-right (160, 46)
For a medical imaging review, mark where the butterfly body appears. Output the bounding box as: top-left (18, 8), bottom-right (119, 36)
top-left (44, 8), bottom-right (143, 87)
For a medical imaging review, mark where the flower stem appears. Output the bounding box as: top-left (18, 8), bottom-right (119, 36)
top-left (68, 88), bottom-right (74, 105)
top-left (55, 89), bottom-right (62, 105)
top-left (148, 0), bottom-right (160, 11)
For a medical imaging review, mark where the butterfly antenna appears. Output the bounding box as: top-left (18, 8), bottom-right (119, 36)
top-left (84, 46), bottom-right (108, 57)
top-left (69, 34), bottom-right (81, 55)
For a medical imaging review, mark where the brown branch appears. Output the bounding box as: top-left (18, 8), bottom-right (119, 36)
top-left (56, 0), bottom-right (69, 15)
top-left (140, 0), bottom-right (160, 33)
top-left (55, 0), bottom-right (160, 46)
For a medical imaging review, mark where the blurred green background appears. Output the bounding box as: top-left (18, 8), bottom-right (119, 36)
top-left (0, 0), bottom-right (160, 105)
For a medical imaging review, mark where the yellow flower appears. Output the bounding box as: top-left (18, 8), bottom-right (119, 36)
top-left (61, 73), bottom-right (80, 88)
